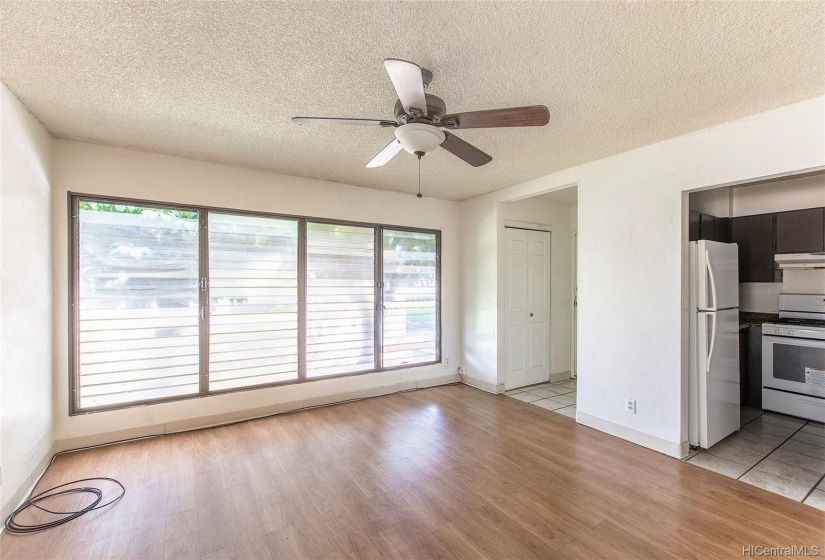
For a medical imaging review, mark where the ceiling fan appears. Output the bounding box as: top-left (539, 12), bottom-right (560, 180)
top-left (292, 59), bottom-right (550, 168)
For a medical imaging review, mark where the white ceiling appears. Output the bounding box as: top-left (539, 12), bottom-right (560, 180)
top-left (1, 2), bottom-right (823, 201)
top-left (537, 186), bottom-right (578, 207)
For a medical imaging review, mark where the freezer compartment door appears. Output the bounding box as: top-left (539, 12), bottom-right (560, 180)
top-left (699, 308), bottom-right (741, 448)
top-left (701, 240), bottom-right (739, 310)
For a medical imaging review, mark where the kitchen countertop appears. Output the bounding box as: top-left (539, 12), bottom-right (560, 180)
top-left (739, 311), bottom-right (779, 330)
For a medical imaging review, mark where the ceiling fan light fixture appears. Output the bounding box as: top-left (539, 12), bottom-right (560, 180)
top-left (394, 123), bottom-right (445, 155)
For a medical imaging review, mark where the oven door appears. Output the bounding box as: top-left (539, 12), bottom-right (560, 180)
top-left (762, 336), bottom-right (825, 398)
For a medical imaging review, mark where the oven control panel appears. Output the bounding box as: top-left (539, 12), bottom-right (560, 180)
top-left (764, 326), bottom-right (825, 341)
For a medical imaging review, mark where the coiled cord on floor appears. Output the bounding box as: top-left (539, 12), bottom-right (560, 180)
top-left (4, 477), bottom-right (125, 534)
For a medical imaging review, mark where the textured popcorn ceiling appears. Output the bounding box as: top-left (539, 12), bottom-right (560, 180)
top-left (1, 2), bottom-right (823, 201)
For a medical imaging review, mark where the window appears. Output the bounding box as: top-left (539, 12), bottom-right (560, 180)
top-left (382, 230), bottom-right (439, 367)
top-left (71, 195), bottom-right (441, 412)
top-left (208, 214), bottom-right (299, 391)
top-left (75, 202), bottom-right (200, 409)
top-left (306, 222), bottom-right (376, 377)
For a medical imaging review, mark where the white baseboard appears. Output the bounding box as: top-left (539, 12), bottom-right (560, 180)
top-left (460, 374), bottom-right (504, 394)
top-left (417, 373), bottom-right (461, 389)
top-left (2, 373), bottom-right (460, 530)
top-left (55, 374), bottom-right (461, 461)
top-left (462, 372), bottom-right (567, 393)
top-left (549, 371), bottom-right (572, 383)
top-left (576, 410), bottom-right (683, 458)
top-left (1, 442), bottom-right (57, 525)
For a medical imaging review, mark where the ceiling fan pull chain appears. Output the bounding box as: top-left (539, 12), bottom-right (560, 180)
top-left (416, 151), bottom-right (423, 198)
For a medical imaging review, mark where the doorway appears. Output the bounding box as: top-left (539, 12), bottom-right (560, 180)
top-left (499, 187), bottom-right (578, 416)
top-left (504, 226), bottom-right (551, 389)
top-left (571, 231), bottom-right (578, 378)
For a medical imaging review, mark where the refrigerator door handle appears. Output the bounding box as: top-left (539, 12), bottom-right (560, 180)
top-left (706, 311), bottom-right (717, 374)
top-left (705, 249), bottom-right (718, 312)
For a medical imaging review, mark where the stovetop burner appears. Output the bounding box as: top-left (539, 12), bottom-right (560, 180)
top-left (772, 317), bottom-right (825, 328)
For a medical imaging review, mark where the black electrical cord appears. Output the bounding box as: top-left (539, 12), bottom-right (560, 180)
top-left (4, 477), bottom-right (125, 534)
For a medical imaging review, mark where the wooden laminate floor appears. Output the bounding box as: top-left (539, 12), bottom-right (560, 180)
top-left (2, 384), bottom-right (824, 559)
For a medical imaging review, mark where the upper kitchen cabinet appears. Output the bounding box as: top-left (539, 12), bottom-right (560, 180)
top-left (713, 216), bottom-right (730, 243)
top-left (689, 211), bottom-right (701, 242)
top-left (688, 211), bottom-right (730, 242)
top-left (775, 207), bottom-right (825, 253)
top-left (700, 213), bottom-right (716, 241)
top-left (731, 213), bottom-right (778, 283)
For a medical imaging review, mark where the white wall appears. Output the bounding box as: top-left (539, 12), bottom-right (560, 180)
top-left (0, 83), bottom-right (54, 516)
top-left (459, 195), bottom-right (500, 391)
top-left (741, 269), bottom-right (825, 313)
top-left (498, 198), bottom-right (573, 378)
top-left (459, 96), bottom-right (825, 457)
top-left (733, 172), bottom-right (825, 216)
top-left (689, 188), bottom-right (731, 217)
top-left (52, 140), bottom-right (461, 444)
top-left (570, 204), bottom-right (578, 232)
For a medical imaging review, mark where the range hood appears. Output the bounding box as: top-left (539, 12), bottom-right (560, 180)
top-left (774, 253), bottom-right (825, 269)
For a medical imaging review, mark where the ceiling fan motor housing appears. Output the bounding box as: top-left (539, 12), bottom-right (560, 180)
top-left (394, 94), bottom-right (446, 124)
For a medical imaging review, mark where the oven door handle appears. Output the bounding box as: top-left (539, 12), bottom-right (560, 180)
top-left (762, 335), bottom-right (825, 346)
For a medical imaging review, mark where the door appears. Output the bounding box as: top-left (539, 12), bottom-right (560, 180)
top-left (730, 213), bottom-right (777, 283)
top-left (699, 308), bottom-right (740, 448)
top-left (505, 227), bottom-right (551, 390)
top-left (702, 240), bottom-right (739, 310)
top-left (775, 208), bottom-right (825, 253)
top-left (762, 335), bottom-right (825, 398)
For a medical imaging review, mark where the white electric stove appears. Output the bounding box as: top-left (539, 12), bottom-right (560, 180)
top-left (762, 294), bottom-right (825, 422)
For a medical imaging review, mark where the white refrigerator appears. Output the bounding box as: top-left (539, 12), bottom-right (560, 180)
top-left (689, 240), bottom-right (740, 449)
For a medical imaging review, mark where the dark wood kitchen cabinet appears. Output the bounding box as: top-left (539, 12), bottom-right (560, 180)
top-left (731, 213), bottom-right (778, 283)
top-left (775, 207), bottom-right (825, 253)
top-left (714, 217), bottom-right (730, 243)
top-left (739, 327), bottom-right (748, 406)
top-left (689, 211), bottom-right (701, 242)
top-left (699, 213), bottom-right (716, 241)
top-left (689, 211), bottom-right (730, 243)
top-left (746, 325), bottom-right (763, 409)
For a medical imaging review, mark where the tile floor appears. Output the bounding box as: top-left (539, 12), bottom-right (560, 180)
top-left (504, 378), bottom-right (577, 418)
top-left (685, 406), bottom-right (825, 509)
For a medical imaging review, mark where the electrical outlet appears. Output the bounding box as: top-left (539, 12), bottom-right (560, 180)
top-left (445, 357), bottom-right (450, 366)
top-left (625, 399), bottom-right (636, 414)
top-left (457, 366), bottom-right (466, 376)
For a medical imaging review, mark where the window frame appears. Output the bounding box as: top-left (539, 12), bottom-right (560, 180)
top-left (68, 193), bottom-right (442, 415)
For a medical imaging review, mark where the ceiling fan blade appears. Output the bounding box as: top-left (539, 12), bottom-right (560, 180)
top-left (440, 132), bottom-right (492, 167)
top-left (365, 139), bottom-right (404, 168)
top-left (441, 105), bottom-right (549, 129)
top-left (383, 59), bottom-right (428, 116)
top-left (292, 117), bottom-right (397, 127)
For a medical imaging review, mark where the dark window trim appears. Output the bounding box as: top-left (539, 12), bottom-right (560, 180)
top-left (68, 193), bottom-right (442, 415)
